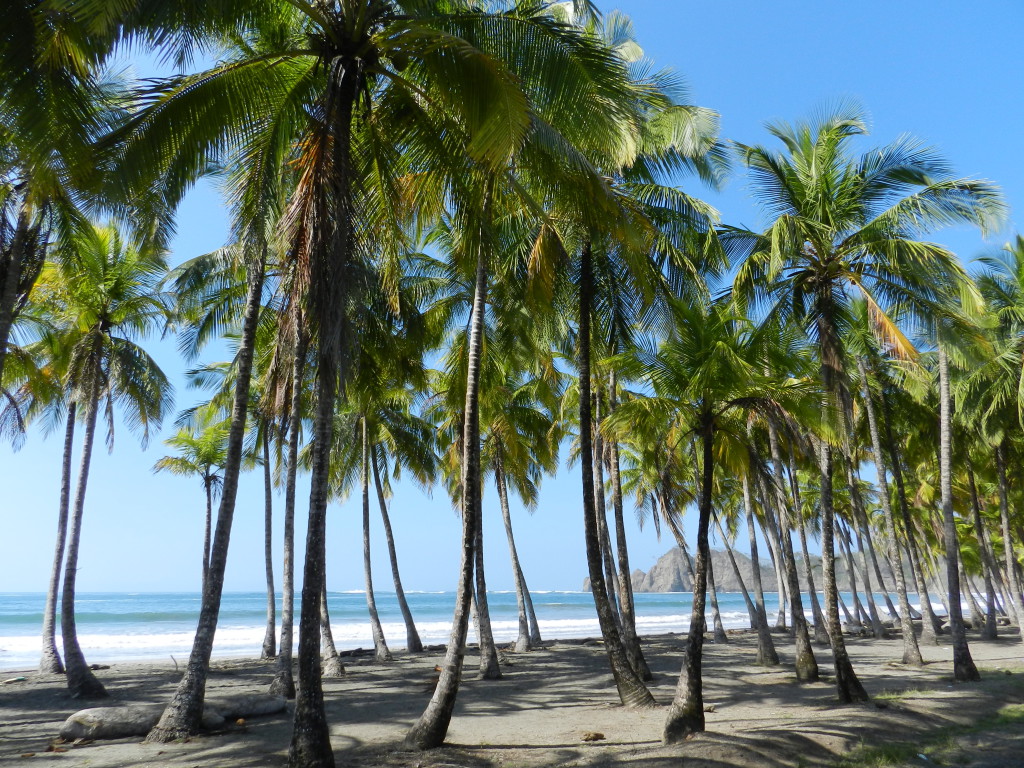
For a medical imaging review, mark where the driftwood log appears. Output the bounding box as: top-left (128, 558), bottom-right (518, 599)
top-left (59, 694), bottom-right (286, 740)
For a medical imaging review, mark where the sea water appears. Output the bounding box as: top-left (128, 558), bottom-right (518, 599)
top-left (0, 589), bottom-right (908, 671)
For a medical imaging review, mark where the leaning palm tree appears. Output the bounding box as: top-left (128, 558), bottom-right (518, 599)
top-left (30, 221), bottom-right (171, 698)
top-left (107, 2), bottom-right (628, 758)
top-left (608, 296), bottom-right (813, 740)
top-left (481, 364), bottom-right (562, 652)
top-left (968, 236), bottom-right (1024, 627)
top-left (847, 298), bottom-right (924, 665)
top-left (1, 320), bottom-right (77, 674)
top-left (153, 406), bottom-right (228, 590)
top-left (731, 104), bottom-right (1004, 701)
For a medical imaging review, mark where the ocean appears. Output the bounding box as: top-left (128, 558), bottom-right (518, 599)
top-left (0, 589), bottom-right (906, 671)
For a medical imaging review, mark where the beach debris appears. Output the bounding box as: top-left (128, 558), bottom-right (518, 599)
top-left (89, 664), bottom-right (110, 670)
top-left (2, 676), bottom-right (27, 684)
top-left (422, 666), bottom-right (442, 694)
top-left (59, 695), bottom-right (286, 741)
top-left (581, 731), bottom-right (605, 742)
top-left (703, 703), bottom-right (717, 713)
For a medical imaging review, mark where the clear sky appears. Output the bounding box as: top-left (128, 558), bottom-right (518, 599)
top-left (2, 1), bottom-right (1022, 595)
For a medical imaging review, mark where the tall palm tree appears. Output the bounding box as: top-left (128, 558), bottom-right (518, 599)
top-left (731, 105), bottom-right (1004, 701)
top-left (609, 297), bottom-right (813, 740)
top-left (481, 362), bottom-right (562, 652)
top-left (969, 236), bottom-right (1024, 627)
top-left (1, 324), bottom-right (78, 674)
top-left (153, 406), bottom-right (228, 590)
top-left (848, 299), bottom-right (924, 664)
top-left (30, 221), bottom-right (171, 698)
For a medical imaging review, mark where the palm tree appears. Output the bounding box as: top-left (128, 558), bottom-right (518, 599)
top-left (969, 236), bottom-right (1024, 628)
top-left (30, 221), bottom-right (171, 698)
top-left (0, 2), bottom-right (119, 384)
top-left (731, 105), bottom-right (1004, 701)
top-left (609, 296), bottom-right (813, 740)
top-left (481, 362), bottom-right (562, 652)
top-left (153, 407), bottom-right (228, 590)
top-left (848, 299), bottom-right (924, 664)
top-left (1, 325), bottom-right (77, 674)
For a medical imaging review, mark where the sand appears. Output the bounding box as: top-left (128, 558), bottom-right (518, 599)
top-left (2, 629), bottom-right (1023, 767)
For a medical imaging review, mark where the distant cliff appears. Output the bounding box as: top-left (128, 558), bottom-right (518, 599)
top-left (585, 547), bottom-right (902, 593)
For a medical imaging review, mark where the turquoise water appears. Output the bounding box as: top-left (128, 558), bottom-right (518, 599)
top-left (0, 590), bottom-right (755, 670)
top-left (0, 589), bottom-right (916, 670)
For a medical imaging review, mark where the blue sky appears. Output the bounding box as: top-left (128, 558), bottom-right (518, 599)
top-left (2, 1), bottom-right (1022, 594)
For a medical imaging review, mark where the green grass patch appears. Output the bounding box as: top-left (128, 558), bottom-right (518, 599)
top-left (833, 702), bottom-right (1024, 767)
top-left (988, 702), bottom-right (1024, 727)
top-left (874, 688), bottom-right (933, 704)
top-left (835, 742), bottom-right (919, 767)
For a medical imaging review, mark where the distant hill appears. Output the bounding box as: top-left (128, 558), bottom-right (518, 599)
top-left (585, 547), bottom-right (906, 594)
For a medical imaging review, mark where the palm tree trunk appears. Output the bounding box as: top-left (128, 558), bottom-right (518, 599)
top-left (663, 424), bottom-right (714, 743)
top-left (858, 357), bottom-right (922, 664)
top-left (405, 226), bottom-right (487, 750)
top-left (261, 432), bottom-right (276, 659)
top-left (319, 583), bottom-right (344, 677)
top-left (202, 480), bottom-right (212, 590)
top-left (837, 522), bottom-right (866, 630)
top-left (817, 301), bottom-right (868, 701)
top-left (848, 461), bottom-right (896, 628)
top-left (785, 447), bottom-right (829, 643)
top-left (820, 443), bottom-right (868, 702)
top-left (959, 558), bottom-right (986, 631)
top-left (61, 372), bottom-right (107, 699)
top-left (966, 465), bottom-right (998, 640)
top-left (523, 569), bottom-right (542, 646)
top-left (474, 515), bottom-right (501, 679)
top-left (706, 553), bottom-right (728, 644)
top-left (995, 443), bottom-right (1024, 628)
top-left (371, 449), bottom-right (422, 653)
top-left (289, 363), bottom-right (339, 768)
top-left (843, 496), bottom-right (887, 637)
top-left (608, 422), bottom-right (650, 678)
top-left (494, 452), bottom-right (531, 652)
top-left (270, 328), bottom-right (306, 699)
top-left (797, 514), bottom-right (829, 645)
top-left (285, 54), bottom-right (362, 766)
top-left (765, 424), bottom-right (818, 679)
top-left (740, 475), bottom-right (779, 665)
top-left (881, 391), bottom-right (941, 643)
top-left (148, 252), bottom-right (265, 742)
top-left (40, 401), bottom-right (75, 674)
top-left (758, 508), bottom-right (787, 629)
top-left (361, 418), bottom-right (392, 663)
top-left (0, 210), bottom-right (29, 384)
top-left (593, 411), bottom-right (623, 625)
top-left (576, 241), bottom-right (654, 709)
top-left (715, 519), bottom-right (759, 624)
top-left (937, 346), bottom-right (979, 682)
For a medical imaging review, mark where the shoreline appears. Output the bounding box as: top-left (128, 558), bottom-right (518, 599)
top-left (0, 589), bottom-right (937, 672)
top-left (2, 628), bottom-right (1023, 767)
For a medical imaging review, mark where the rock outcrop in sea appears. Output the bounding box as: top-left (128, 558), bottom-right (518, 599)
top-left (585, 547), bottom-right (906, 593)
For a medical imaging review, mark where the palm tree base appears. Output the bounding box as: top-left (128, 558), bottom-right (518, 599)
top-left (662, 703), bottom-right (704, 744)
top-left (39, 652), bottom-right (65, 675)
top-left (795, 649), bottom-right (819, 682)
top-left (268, 670), bottom-right (296, 699)
top-left (321, 657), bottom-right (345, 677)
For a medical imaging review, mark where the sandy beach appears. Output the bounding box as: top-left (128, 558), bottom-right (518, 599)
top-left (2, 629), bottom-right (1023, 767)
